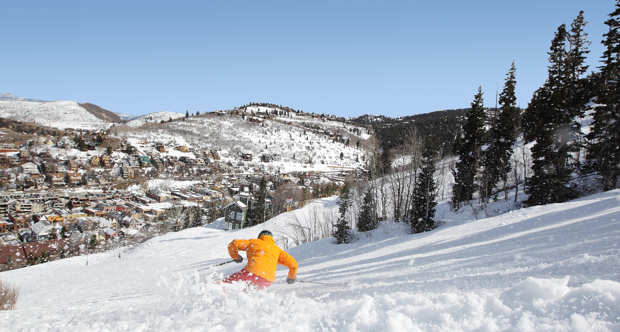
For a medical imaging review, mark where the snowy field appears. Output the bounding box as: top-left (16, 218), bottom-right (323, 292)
top-left (0, 100), bottom-right (111, 130)
top-left (125, 111), bottom-right (186, 127)
top-left (1, 190), bottom-right (619, 331)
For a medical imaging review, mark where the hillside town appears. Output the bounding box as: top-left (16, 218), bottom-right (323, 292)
top-left (0, 109), bottom-right (358, 271)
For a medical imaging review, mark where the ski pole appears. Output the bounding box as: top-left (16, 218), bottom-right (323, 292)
top-left (298, 280), bottom-right (347, 286)
top-left (214, 259), bottom-right (235, 266)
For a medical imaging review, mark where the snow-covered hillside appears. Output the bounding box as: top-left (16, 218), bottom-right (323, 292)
top-left (0, 99), bottom-right (111, 130)
top-left (114, 109), bottom-right (369, 173)
top-left (243, 105), bottom-right (373, 140)
top-left (125, 111), bottom-right (186, 127)
top-left (1, 190), bottom-right (618, 331)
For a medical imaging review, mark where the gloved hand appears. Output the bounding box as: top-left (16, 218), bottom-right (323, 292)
top-left (287, 278), bottom-right (296, 284)
top-left (233, 257), bottom-right (243, 263)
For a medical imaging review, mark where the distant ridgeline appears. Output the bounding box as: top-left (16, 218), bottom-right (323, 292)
top-left (352, 108), bottom-right (471, 154)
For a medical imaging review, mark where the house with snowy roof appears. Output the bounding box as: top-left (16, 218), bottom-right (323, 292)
top-left (224, 201), bottom-right (247, 230)
top-left (20, 162), bottom-right (40, 175)
top-left (31, 219), bottom-right (54, 240)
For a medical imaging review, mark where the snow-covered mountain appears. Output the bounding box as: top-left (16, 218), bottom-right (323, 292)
top-left (0, 99), bottom-right (112, 130)
top-left (125, 111), bottom-right (186, 127)
top-left (113, 105), bottom-right (370, 173)
top-left (0, 95), bottom-right (372, 173)
top-left (1, 190), bottom-right (618, 331)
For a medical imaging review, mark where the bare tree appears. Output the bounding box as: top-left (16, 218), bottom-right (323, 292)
top-left (384, 129), bottom-right (423, 222)
top-left (0, 279), bottom-right (18, 310)
top-left (285, 207), bottom-right (335, 246)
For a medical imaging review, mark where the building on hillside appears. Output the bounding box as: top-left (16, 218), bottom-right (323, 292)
top-left (0, 200), bottom-right (14, 220)
top-left (121, 166), bottom-right (134, 179)
top-left (14, 201), bottom-right (32, 215)
top-left (67, 160), bottom-right (78, 172)
top-left (224, 201), bottom-right (247, 230)
top-left (0, 220), bottom-right (10, 233)
top-left (67, 172), bottom-right (83, 186)
top-left (139, 155), bottom-right (151, 167)
top-left (90, 156), bottom-right (101, 167)
top-left (209, 150), bottom-right (220, 160)
top-left (20, 162), bottom-right (40, 175)
top-left (31, 219), bottom-right (53, 240)
top-left (24, 174), bottom-right (45, 188)
top-left (48, 173), bottom-right (66, 187)
top-left (147, 191), bottom-right (168, 202)
top-left (101, 155), bottom-right (113, 168)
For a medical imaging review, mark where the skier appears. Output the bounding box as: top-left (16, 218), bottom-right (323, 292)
top-left (224, 230), bottom-right (298, 289)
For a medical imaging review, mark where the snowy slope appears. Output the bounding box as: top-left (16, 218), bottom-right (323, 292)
top-left (0, 100), bottom-right (111, 130)
top-left (125, 112), bottom-right (185, 127)
top-left (243, 105), bottom-right (373, 140)
top-left (1, 190), bottom-right (619, 331)
top-left (116, 111), bottom-right (368, 173)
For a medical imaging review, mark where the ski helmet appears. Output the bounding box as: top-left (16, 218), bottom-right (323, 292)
top-left (258, 230), bottom-right (272, 238)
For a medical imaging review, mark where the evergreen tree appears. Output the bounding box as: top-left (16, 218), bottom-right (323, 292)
top-left (88, 235), bottom-right (97, 249)
top-left (333, 184), bottom-right (352, 244)
top-left (482, 62), bottom-right (519, 201)
top-left (567, 11), bottom-right (590, 82)
top-left (26, 252), bottom-right (37, 266)
top-left (524, 87), bottom-right (574, 205)
top-left (255, 177), bottom-right (268, 224)
top-left (39, 251), bottom-right (50, 264)
top-left (587, 1), bottom-right (619, 190)
top-left (378, 148), bottom-right (392, 175)
top-left (524, 20), bottom-right (589, 206)
top-left (48, 227), bottom-right (57, 240)
top-left (60, 225), bottom-right (70, 239)
top-left (452, 87), bottom-right (487, 210)
top-left (182, 213), bottom-right (191, 229)
top-left (411, 147), bottom-right (438, 233)
top-left (566, 11), bottom-right (592, 118)
top-left (565, 11), bottom-right (593, 167)
top-left (204, 200), bottom-right (220, 223)
top-left (191, 206), bottom-right (203, 227)
top-left (357, 188), bottom-right (378, 232)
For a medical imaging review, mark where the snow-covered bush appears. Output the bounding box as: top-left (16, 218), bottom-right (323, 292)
top-left (0, 279), bottom-right (18, 310)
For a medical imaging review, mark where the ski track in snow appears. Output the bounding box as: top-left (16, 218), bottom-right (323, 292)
top-left (1, 192), bottom-right (619, 331)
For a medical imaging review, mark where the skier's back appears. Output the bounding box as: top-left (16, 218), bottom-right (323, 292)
top-left (224, 230), bottom-right (298, 288)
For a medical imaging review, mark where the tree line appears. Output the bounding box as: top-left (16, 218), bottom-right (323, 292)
top-left (333, 1), bottom-right (619, 243)
top-left (454, 4), bottom-right (618, 209)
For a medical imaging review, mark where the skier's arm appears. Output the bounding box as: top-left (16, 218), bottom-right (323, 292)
top-left (228, 240), bottom-right (250, 261)
top-left (278, 250), bottom-right (298, 280)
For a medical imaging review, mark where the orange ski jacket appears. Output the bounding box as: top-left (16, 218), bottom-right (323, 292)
top-left (228, 234), bottom-right (298, 282)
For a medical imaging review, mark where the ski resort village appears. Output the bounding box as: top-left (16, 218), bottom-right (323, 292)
top-left (0, 100), bottom-right (370, 271)
top-left (1, 1), bottom-right (619, 331)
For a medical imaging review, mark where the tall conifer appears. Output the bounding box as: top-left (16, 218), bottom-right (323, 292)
top-left (524, 23), bottom-right (581, 206)
top-left (587, 1), bottom-right (619, 190)
top-left (452, 87), bottom-right (486, 209)
top-left (334, 184), bottom-right (353, 244)
top-left (411, 147), bottom-right (438, 233)
top-left (482, 62), bottom-right (518, 200)
top-left (255, 177), bottom-right (268, 224)
top-left (357, 188), bottom-right (378, 232)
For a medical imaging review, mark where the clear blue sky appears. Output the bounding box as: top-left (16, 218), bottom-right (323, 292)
top-left (1, 1), bottom-right (614, 118)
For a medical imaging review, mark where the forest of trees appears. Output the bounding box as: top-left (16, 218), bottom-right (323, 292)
top-left (334, 1), bottom-right (618, 243)
top-left (354, 108), bottom-right (470, 154)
